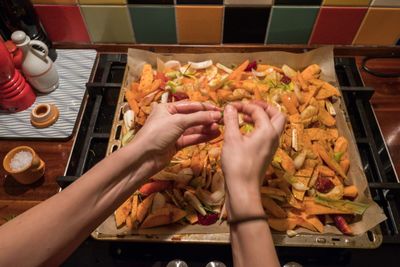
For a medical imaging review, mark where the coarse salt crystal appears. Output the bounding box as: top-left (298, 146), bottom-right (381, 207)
top-left (10, 151), bottom-right (33, 171)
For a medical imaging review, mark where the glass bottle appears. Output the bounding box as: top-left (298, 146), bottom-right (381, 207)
top-left (0, 0), bottom-right (57, 61)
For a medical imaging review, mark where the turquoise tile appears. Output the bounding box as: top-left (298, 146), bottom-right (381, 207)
top-left (129, 5), bottom-right (177, 44)
top-left (266, 6), bottom-right (319, 44)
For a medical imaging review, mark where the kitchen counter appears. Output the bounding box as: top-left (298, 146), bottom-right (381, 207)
top-left (0, 46), bottom-right (399, 266)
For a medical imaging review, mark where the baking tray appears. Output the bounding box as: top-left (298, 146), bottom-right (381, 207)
top-left (91, 63), bottom-right (383, 248)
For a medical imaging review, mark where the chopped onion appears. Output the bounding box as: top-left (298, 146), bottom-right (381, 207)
top-left (206, 65), bottom-right (218, 81)
top-left (164, 60), bottom-right (181, 70)
top-left (293, 83), bottom-right (304, 104)
top-left (216, 63), bottom-right (233, 73)
top-left (293, 151), bottom-right (307, 170)
top-left (161, 92), bottom-right (169, 103)
top-left (123, 110), bottom-right (135, 130)
top-left (286, 230), bottom-right (298, 237)
top-left (251, 68), bottom-right (266, 78)
top-left (292, 182), bottom-right (308, 191)
top-left (292, 128), bottom-right (298, 152)
top-left (282, 64), bottom-right (297, 78)
top-left (188, 60), bottom-right (213, 70)
top-left (326, 100), bottom-right (336, 116)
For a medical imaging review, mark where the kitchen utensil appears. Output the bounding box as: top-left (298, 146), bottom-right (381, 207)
top-left (3, 146), bottom-right (45, 185)
top-left (30, 103), bottom-right (59, 128)
top-left (0, 0), bottom-right (57, 61)
top-left (0, 49), bottom-right (96, 139)
top-left (0, 40), bottom-right (36, 112)
top-left (5, 40), bottom-right (23, 70)
top-left (11, 31), bottom-right (59, 93)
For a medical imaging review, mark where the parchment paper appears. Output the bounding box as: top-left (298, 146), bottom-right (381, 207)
top-left (96, 46), bottom-right (386, 237)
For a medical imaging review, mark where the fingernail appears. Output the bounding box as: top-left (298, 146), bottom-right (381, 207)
top-left (225, 104), bottom-right (234, 113)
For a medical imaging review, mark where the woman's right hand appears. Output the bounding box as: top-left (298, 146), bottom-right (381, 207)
top-left (221, 102), bottom-right (286, 219)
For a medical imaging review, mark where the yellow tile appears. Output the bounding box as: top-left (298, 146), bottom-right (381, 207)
top-left (32, 0), bottom-right (76, 4)
top-left (78, 0), bottom-right (126, 4)
top-left (81, 5), bottom-right (135, 43)
top-left (176, 6), bottom-right (223, 44)
top-left (323, 0), bottom-right (371, 6)
top-left (353, 7), bottom-right (400, 45)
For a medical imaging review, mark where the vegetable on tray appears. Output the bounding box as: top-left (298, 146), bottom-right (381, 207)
top-left (114, 59), bottom-right (369, 235)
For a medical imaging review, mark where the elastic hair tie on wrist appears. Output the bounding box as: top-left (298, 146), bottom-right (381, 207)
top-left (227, 215), bottom-right (268, 225)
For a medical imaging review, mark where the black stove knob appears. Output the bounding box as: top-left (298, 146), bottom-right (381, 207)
top-left (166, 259), bottom-right (188, 267)
top-left (206, 261), bottom-right (227, 267)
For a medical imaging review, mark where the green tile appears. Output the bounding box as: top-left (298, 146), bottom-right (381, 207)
top-left (81, 5), bottom-right (135, 43)
top-left (266, 6), bottom-right (319, 44)
top-left (129, 6), bottom-right (177, 44)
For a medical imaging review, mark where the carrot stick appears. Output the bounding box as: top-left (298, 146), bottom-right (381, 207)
top-left (228, 60), bottom-right (249, 81)
top-left (125, 89), bottom-right (140, 114)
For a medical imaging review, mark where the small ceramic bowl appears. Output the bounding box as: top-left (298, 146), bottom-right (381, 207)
top-left (3, 146), bottom-right (45, 184)
top-left (30, 103), bottom-right (59, 128)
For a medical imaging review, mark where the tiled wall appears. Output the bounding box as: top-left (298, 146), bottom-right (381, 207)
top-left (28, 0), bottom-right (400, 45)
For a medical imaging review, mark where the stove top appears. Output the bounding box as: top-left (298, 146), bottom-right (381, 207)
top-left (60, 54), bottom-right (400, 267)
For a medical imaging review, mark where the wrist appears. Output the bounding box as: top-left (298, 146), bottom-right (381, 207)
top-left (117, 139), bottom-right (155, 184)
top-left (226, 187), bottom-right (265, 220)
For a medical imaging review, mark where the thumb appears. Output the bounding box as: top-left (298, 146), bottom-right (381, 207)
top-left (223, 105), bottom-right (240, 139)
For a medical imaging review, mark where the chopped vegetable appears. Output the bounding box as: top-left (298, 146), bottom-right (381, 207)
top-left (314, 196), bottom-right (369, 215)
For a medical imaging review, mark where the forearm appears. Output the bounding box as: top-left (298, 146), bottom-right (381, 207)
top-left (230, 220), bottom-right (279, 267)
top-left (0, 138), bottom-right (153, 267)
top-left (227, 187), bottom-right (280, 267)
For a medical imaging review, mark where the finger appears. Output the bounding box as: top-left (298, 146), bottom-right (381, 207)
top-left (242, 114), bottom-right (253, 124)
top-left (264, 103), bottom-right (280, 119)
top-left (182, 123), bottom-right (219, 136)
top-left (168, 101), bottom-right (221, 114)
top-left (176, 130), bottom-right (221, 150)
top-left (175, 111), bottom-right (222, 129)
top-left (223, 105), bottom-right (241, 139)
top-left (231, 102), bottom-right (272, 130)
top-left (255, 104), bottom-right (286, 134)
top-left (270, 111), bottom-right (286, 135)
top-left (250, 100), bottom-right (268, 110)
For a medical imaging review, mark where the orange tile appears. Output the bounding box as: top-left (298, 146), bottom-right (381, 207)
top-left (176, 6), bottom-right (223, 44)
top-left (353, 7), bottom-right (400, 45)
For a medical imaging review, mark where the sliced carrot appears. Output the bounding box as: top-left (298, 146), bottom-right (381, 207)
top-left (228, 60), bottom-right (249, 81)
top-left (253, 85), bottom-right (262, 101)
top-left (125, 89), bottom-right (140, 114)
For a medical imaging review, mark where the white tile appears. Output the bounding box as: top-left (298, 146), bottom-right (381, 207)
top-left (371, 0), bottom-right (400, 7)
top-left (224, 0), bottom-right (273, 6)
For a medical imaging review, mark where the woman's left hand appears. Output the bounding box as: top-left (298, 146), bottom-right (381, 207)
top-left (131, 101), bottom-right (222, 173)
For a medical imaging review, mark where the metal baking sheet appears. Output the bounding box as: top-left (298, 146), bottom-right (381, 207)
top-left (93, 50), bottom-right (384, 248)
top-left (0, 49), bottom-right (97, 140)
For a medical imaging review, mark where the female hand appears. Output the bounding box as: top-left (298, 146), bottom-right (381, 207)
top-left (131, 101), bottom-right (222, 173)
top-left (221, 101), bottom-right (286, 219)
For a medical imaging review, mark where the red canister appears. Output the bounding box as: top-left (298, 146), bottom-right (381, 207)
top-left (0, 40), bottom-right (35, 112)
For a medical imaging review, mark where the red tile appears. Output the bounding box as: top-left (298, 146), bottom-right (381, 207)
top-left (35, 5), bottom-right (90, 43)
top-left (310, 7), bottom-right (367, 45)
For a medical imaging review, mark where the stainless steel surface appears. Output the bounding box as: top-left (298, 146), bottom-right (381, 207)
top-left (206, 261), bottom-right (227, 267)
top-left (283, 262), bottom-right (303, 267)
top-left (166, 260), bottom-right (189, 267)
